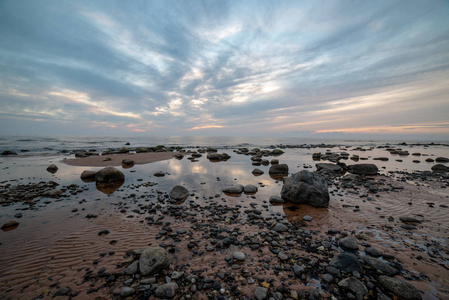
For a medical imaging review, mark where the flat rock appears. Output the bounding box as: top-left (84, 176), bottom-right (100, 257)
top-left (155, 282), bottom-right (178, 298)
top-left (379, 275), bottom-right (422, 300)
top-left (363, 256), bottom-right (398, 276)
top-left (399, 216), bottom-right (422, 223)
top-left (125, 261), bottom-right (139, 275)
top-left (348, 164), bottom-right (378, 175)
top-left (435, 157), bottom-right (449, 162)
top-left (316, 163), bottom-right (343, 173)
top-left (339, 236), bottom-right (359, 251)
top-left (281, 170), bottom-right (329, 207)
top-left (169, 185), bottom-right (189, 200)
top-left (222, 184), bottom-right (244, 194)
top-left (139, 247), bottom-right (170, 276)
top-left (330, 253), bottom-right (362, 273)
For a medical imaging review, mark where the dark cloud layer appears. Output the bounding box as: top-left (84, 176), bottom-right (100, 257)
top-left (0, 0), bottom-right (448, 138)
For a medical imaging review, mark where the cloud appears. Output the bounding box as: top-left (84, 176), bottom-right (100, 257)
top-left (0, 0), bottom-right (448, 138)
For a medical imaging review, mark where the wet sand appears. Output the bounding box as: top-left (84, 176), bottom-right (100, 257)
top-left (62, 152), bottom-right (177, 166)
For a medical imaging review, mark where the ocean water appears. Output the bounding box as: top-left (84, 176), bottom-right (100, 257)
top-left (1, 135), bottom-right (448, 155)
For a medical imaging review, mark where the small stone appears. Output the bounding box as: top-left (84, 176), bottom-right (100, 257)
top-left (254, 286), bottom-right (268, 300)
top-left (365, 247), bottom-right (381, 257)
top-left (269, 195), bottom-right (285, 204)
top-left (272, 223), bottom-right (289, 232)
top-left (155, 282), bottom-right (178, 298)
top-left (54, 287), bottom-right (70, 297)
top-left (120, 286), bottom-right (136, 297)
top-left (125, 261), bottom-right (139, 275)
top-left (233, 251), bottom-right (246, 261)
top-left (1, 220), bottom-right (19, 230)
top-left (302, 215), bottom-right (313, 221)
top-left (339, 236), bottom-right (359, 251)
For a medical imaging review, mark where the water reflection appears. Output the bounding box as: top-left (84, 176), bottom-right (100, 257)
top-left (96, 180), bottom-right (124, 194)
top-left (282, 203), bottom-right (329, 223)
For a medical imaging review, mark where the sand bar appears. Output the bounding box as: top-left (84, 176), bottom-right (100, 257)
top-left (62, 152), bottom-right (177, 167)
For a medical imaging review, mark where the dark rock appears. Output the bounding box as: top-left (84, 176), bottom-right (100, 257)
top-left (379, 275), bottom-right (422, 300)
top-left (281, 170), bottom-right (329, 207)
top-left (1, 220), bottom-right (19, 230)
top-left (272, 223), bottom-right (289, 232)
top-left (338, 277), bottom-right (368, 300)
top-left (2, 150), bottom-right (17, 155)
top-left (252, 168), bottom-right (264, 175)
top-left (54, 287), bottom-right (70, 297)
top-left (120, 286), bottom-right (136, 297)
top-left (431, 164), bottom-right (449, 172)
top-left (169, 185), bottom-right (189, 200)
top-left (348, 164), bottom-right (378, 175)
top-left (154, 171), bottom-right (165, 177)
top-left (80, 170), bottom-right (97, 181)
top-left (269, 195), bottom-right (285, 204)
top-left (339, 236), bottom-right (359, 251)
top-left (135, 147), bottom-right (149, 153)
top-left (222, 184), bottom-right (244, 194)
top-left (139, 247), bottom-right (170, 276)
top-left (269, 164), bottom-right (289, 175)
top-left (121, 159), bottom-right (134, 166)
top-left (233, 251), bottom-right (246, 261)
top-left (399, 216), bottom-right (422, 223)
top-left (435, 157), bottom-right (449, 163)
top-left (244, 184), bottom-right (258, 194)
top-left (125, 261), bottom-right (139, 275)
top-left (118, 147), bottom-right (129, 153)
top-left (315, 163), bottom-right (343, 173)
top-left (330, 253), bottom-right (362, 273)
top-left (95, 167), bottom-right (125, 183)
top-left (155, 282), bottom-right (178, 298)
top-left (362, 256), bottom-right (398, 275)
top-left (46, 164), bottom-right (58, 173)
top-left (271, 159), bottom-right (279, 165)
top-left (293, 265), bottom-right (305, 276)
top-left (365, 247), bottom-right (381, 257)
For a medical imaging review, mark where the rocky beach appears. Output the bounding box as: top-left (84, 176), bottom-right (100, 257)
top-left (1, 138), bottom-right (448, 300)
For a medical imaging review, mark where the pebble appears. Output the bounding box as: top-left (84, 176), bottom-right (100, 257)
top-left (233, 251), bottom-right (246, 261)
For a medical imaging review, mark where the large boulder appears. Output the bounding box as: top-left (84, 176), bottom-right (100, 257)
top-left (139, 247), bottom-right (170, 276)
top-left (80, 170), bottom-right (97, 181)
top-left (348, 164), bottom-right (378, 175)
top-left (95, 167), bottom-right (125, 183)
top-left (281, 170), bottom-right (329, 207)
top-left (169, 185), bottom-right (189, 200)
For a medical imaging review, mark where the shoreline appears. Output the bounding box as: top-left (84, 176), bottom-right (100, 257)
top-left (62, 152), bottom-right (177, 167)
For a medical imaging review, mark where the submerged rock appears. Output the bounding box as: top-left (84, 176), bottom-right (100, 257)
top-left (281, 170), bottom-right (329, 207)
top-left (139, 247), bottom-right (170, 276)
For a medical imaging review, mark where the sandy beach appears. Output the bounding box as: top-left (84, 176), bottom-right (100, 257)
top-left (1, 142), bottom-right (448, 300)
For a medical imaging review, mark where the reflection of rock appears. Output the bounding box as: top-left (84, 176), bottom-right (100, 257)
top-left (81, 170), bottom-right (97, 182)
top-left (95, 167), bottom-right (125, 182)
top-left (96, 180), bottom-right (124, 194)
top-left (281, 170), bottom-right (329, 208)
top-left (46, 164), bottom-right (58, 173)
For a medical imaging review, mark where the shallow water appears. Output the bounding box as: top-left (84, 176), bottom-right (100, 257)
top-left (0, 142), bottom-right (448, 299)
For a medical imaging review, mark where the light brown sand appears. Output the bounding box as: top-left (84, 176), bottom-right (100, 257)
top-left (62, 152), bottom-right (176, 167)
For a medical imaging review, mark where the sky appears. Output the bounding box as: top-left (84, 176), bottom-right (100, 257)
top-left (0, 0), bottom-right (449, 140)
